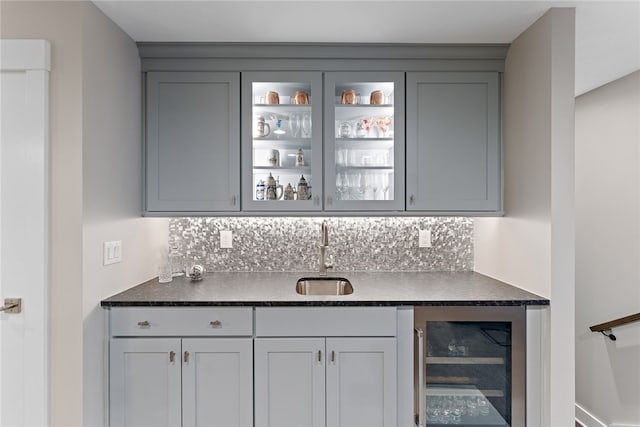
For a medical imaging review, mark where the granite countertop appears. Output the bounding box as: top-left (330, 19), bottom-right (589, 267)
top-left (100, 271), bottom-right (549, 307)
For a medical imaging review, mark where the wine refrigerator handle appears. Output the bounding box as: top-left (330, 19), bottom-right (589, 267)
top-left (415, 328), bottom-right (425, 427)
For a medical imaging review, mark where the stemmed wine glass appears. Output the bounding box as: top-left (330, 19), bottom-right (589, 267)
top-left (380, 173), bottom-right (391, 200)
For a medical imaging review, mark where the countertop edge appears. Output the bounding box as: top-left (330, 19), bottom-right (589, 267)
top-left (101, 299), bottom-right (550, 308)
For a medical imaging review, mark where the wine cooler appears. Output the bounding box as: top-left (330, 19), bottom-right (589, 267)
top-left (414, 307), bottom-right (525, 426)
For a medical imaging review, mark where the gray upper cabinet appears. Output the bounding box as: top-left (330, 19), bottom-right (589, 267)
top-left (406, 72), bottom-right (501, 213)
top-left (324, 72), bottom-right (405, 212)
top-left (241, 72), bottom-right (323, 212)
top-left (145, 72), bottom-right (240, 213)
top-left (139, 44), bottom-right (507, 216)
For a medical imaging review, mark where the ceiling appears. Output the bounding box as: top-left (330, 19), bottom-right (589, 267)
top-left (92, 0), bottom-right (640, 95)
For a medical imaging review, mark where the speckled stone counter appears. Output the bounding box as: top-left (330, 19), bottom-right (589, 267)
top-left (101, 271), bottom-right (549, 307)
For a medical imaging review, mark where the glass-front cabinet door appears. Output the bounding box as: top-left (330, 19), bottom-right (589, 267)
top-left (324, 72), bottom-right (405, 211)
top-left (414, 307), bottom-right (525, 427)
top-left (242, 72), bottom-right (323, 211)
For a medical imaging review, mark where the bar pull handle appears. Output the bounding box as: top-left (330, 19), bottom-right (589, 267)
top-left (184, 351), bottom-right (190, 364)
top-left (416, 328), bottom-right (425, 427)
top-left (409, 194), bottom-right (415, 205)
top-left (169, 351), bottom-right (176, 364)
top-left (231, 195), bottom-right (237, 206)
top-left (317, 350), bottom-right (322, 363)
top-left (331, 350), bottom-right (336, 363)
top-left (0, 298), bottom-right (21, 314)
top-left (210, 320), bottom-right (222, 328)
top-left (137, 321), bottom-right (150, 328)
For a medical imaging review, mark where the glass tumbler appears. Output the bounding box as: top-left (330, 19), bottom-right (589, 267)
top-left (158, 263), bottom-right (173, 283)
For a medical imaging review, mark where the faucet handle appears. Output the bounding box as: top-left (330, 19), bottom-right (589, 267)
top-left (326, 255), bottom-right (334, 270)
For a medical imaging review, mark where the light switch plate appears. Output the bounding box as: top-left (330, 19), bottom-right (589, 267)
top-left (103, 240), bottom-right (122, 265)
top-left (418, 229), bottom-right (432, 248)
top-left (220, 230), bottom-right (233, 248)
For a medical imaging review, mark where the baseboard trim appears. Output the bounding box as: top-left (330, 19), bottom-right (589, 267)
top-left (576, 403), bottom-right (606, 427)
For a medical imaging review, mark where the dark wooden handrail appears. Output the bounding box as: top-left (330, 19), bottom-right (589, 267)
top-left (590, 312), bottom-right (640, 341)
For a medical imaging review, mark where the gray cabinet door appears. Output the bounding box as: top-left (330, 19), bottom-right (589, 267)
top-left (109, 338), bottom-right (182, 427)
top-left (406, 72), bottom-right (501, 212)
top-left (326, 338), bottom-right (397, 427)
top-left (254, 338), bottom-right (326, 427)
top-left (324, 72), bottom-right (405, 212)
top-left (145, 72), bottom-right (240, 213)
top-left (241, 72), bottom-right (323, 211)
top-left (182, 338), bottom-right (253, 427)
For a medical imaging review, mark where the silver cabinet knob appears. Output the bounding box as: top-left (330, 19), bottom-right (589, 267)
top-left (210, 320), bottom-right (222, 328)
top-left (137, 321), bottom-right (150, 328)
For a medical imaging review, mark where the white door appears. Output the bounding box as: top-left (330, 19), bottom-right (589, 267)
top-left (0, 39), bottom-right (50, 427)
top-left (109, 338), bottom-right (182, 427)
top-left (254, 338), bottom-right (326, 427)
top-left (182, 338), bottom-right (253, 427)
top-left (326, 338), bottom-right (397, 427)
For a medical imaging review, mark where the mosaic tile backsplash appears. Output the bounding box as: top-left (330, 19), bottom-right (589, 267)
top-left (169, 217), bottom-right (473, 272)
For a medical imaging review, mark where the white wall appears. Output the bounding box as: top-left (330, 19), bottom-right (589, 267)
top-left (575, 71), bottom-right (640, 427)
top-left (474, 8), bottom-right (576, 426)
top-left (81, 4), bottom-right (168, 427)
top-left (1, 2), bottom-right (168, 425)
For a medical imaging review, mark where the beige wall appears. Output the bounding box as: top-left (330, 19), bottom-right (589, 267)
top-left (1, 2), bottom-right (168, 425)
top-left (575, 70), bottom-right (640, 426)
top-left (474, 8), bottom-right (576, 426)
top-left (81, 4), bottom-right (168, 427)
top-left (1, 2), bottom-right (85, 425)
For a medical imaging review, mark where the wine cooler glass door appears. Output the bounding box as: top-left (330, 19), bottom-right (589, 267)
top-left (414, 307), bottom-right (525, 427)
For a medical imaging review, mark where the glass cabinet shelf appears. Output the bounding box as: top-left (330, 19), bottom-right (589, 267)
top-left (253, 166), bottom-right (311, 173)
top-left (426, 357), bottom-right (505, 365)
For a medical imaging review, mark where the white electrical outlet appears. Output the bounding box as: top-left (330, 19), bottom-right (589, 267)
top-left (220, 230), bottom-right (233, 248)
top-left (418, 229), bottom-right (432, 248)
top-left (103, 240), bottom-right (123, 265)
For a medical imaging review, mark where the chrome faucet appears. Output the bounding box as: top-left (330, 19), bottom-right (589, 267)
top-left (319, 221), bottom-right (333, 275)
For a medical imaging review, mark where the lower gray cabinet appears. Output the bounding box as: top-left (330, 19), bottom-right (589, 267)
top-left (406, 72), bottom-right (501, 213)
top-left (110, 337), bottom-right (253, 427)
top-left (254, 337), bottom-right (397, 427)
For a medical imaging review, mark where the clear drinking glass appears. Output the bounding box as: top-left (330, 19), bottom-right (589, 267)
top-left (289, 113), bottom-right (300, 137)
top-left (158, 263), bottom-right (173, 283)
top-left (301, 113), bottom-right (312, 138)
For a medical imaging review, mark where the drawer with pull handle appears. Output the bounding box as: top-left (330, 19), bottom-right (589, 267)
top-left (110, 307), bottom-right (253, 337)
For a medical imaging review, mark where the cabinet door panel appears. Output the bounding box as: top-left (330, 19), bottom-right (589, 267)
top-left (324, 72), bottom-right (405, 211)
top-left (241, 72), bottom-right (323, 211)
top-left (326, 338), bottom-right (397, 427)
top-left (182, 338), bottom-right (253, 427)
top-left (406, 72), bottom-right (501, 212)
top-left (254, 338), bottom-right (325, 427)
top-left (109, 338), bottom-right (181, 427)
top-left (146, 72), bottom-right (240, 212)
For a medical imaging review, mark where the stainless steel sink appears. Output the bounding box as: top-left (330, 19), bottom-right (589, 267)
top-left (295, 277), bottom-right (353, 296)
